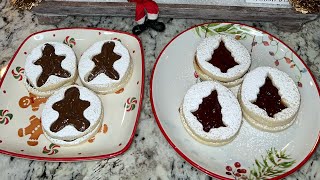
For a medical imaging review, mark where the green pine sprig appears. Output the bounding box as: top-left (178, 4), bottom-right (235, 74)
top-left (248, 148), bottom-right (295, 180)
top-left (194, 23), bottom-right (250, 39)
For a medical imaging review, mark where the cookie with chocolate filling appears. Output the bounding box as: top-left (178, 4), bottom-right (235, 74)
top-left (41, 85), bottom-right (103, 146)
top-left (194, 35), bottom-right (251, 87)
top-left (239, 66), bottom-right (301, 132)
top-left (180, 81), bottom-right (242, 146)
top-left (24, 42), bottom-right (77, 97)
top-left (78, 40), bottom-right (133, 94)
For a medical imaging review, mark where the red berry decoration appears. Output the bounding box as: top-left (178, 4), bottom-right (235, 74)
top-left (237, 169), bottom-right (247, 173)
top-left (194, 71), bottom-right (199, 78)
top-left (235, 173), bottom-right (241, 177)
top-left (262, 41), bottom-right (269, 46)
top-left (234, 162), bottom-right (241, 168)
top-left (226, 172), bottom-right (232, 175)
top-left (226, 166), bottom-right (232, 171)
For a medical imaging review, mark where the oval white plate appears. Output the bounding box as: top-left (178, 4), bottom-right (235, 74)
top-left (0, 28), bottom-right (144, 161)
top-left (151, 23), bottom-right (320, 179)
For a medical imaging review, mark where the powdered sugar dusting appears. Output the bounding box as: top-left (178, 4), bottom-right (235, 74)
top-left (196, 35), bottom-right (251, 81)
top-left (43, 121), bottom-right (102, 146)
top-left (241, 66), bottom-right (300, 122)
top-left (24, 42), bottom-right (76, 91)
top-left (42, 85), bottom-right (103, 140)
top-left (182, 81), bottom-right (242, 141)
top-left (78, 40), bottom-right (131, 92)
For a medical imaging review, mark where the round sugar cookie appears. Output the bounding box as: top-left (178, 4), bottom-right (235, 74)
top-left (181, 81), bottom-right (242, 146)
top-left (239, 66), bottom-right (301, 132)
top-left (41, 85), bottom-right (103, 146)
top-left (24, 42), bottom-right (77, 97)
top-left (78, 40), bottom-right (133, 94)
top-left (195, 35), bottom-right (251, 85)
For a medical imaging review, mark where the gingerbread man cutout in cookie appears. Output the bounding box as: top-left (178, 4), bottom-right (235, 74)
top-left (19, 93), bottom-right (47, 111)
top-left (18, 115), bottom-right (43, 146)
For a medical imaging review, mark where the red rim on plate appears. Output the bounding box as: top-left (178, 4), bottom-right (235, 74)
top-left (150, 22), bottom-right (320, 179)
top-left (0, 28), bottom-right (144, 161)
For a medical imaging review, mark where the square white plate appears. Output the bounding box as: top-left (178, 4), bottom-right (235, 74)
top-left (0, 28), bottom-right (144, 161)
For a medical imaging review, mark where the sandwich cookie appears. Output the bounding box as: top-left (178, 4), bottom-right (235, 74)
top-left (41, 85), bottom-right (103, 146)
top-left (194, 35), bottom-right (251, 87)
top-left (78, 40), bottom-right (133, 94)
top-left (24, 42), bottom-right (77, 97)
top-left (180, 81), bottom-right (242, 146)
top-left (239, 66), bottom-right (300, 132)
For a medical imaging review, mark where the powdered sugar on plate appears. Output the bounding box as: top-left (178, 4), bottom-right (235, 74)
top-left (240, 66), bottom-right (300, 122)
top-left (24, 42), bottom-right (77, 91)
top-left (78, 40), bottom-right (130, 89)
top-left (196, 35), bottom-right (251, 81)
top-left (182, 81), bottom-right (242, 141)
top-left (41, 85), bottom-right (103, 140)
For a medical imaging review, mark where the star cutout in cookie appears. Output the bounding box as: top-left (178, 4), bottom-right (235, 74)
top-left (34, 44), bottom-right (71, 87)
top-left (87, 42), bottom-right (122, 81)
top-left (208, 41), bottom-right (239, 73)
top-left (192, 90), bottom-right (226, 132)
top-left (50, 87), bottom-right (91, 132)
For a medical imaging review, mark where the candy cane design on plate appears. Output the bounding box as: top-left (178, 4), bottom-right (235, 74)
top-left (0, 109), bottom-right (13, 125)
top-left (124, 97), bottom-right (138, 112)
top-left (43, 143), bottom-right (60, 155)
top-left (63, 36), bottom-right (76, 48)
top-left (11, 66), bottom-right (25, 81)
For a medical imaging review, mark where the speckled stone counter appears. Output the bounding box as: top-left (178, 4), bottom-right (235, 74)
top-left (0, 0), bottom-right (319, 179)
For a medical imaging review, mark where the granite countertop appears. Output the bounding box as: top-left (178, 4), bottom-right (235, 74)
top-left (1, 0), bottom-right (320, 179)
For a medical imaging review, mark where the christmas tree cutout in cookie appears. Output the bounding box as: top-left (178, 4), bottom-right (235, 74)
top-left (50, 87), bottom-right (91, 132)
top-left (192, 90), bottom-right (226, 132)
top-left (34, 44), bottom-right (71, 87)
top-left (87, 42), bottom-right (122, 81)
top-left (208, 41), bottom-right (239, 73)
top-left (253, 77), bottom-right (287, 117)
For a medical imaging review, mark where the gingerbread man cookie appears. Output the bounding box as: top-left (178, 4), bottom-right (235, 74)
top-left (19, 93), bottom-right (47, 111)
top-left (18, 115), bottom-right (43, 146)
